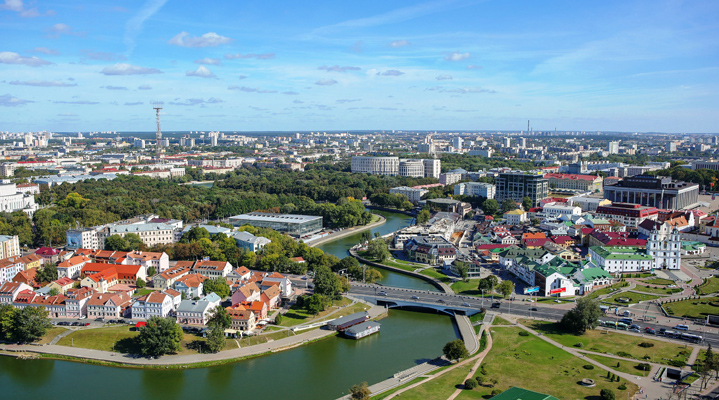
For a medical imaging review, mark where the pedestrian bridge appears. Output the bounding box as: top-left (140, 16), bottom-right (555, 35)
top-left (356, 295), bottom-right (483, 317)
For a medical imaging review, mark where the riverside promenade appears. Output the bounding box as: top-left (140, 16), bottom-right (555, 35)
top-left (0, 303), bottom-right (388, 367)
top-left (307, 214), bottom-right (386, 248)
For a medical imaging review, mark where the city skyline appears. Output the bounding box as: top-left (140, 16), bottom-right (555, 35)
top-left (1, 0), bottom-right (717, 133)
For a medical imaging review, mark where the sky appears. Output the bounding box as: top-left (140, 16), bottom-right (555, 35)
top-left (0, 0), bottom-right (718, 133)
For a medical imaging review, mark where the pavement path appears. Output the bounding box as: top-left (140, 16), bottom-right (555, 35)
top-left (446, 328), bottom-right (493, 400)
top-left (306, 214), bottom-right (386, 248)
top-left (49, 328), bottom-right (75, 345)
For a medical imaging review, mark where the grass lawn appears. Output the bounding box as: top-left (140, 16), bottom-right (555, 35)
top-left (371, 377), bottom-right (427, 400)
top-left (379, 359), bottom-right (475, 400)
top-left (57, 325), bottom-right (140, 353)
top-left (420, 268), bottom-right (453, 284)
top-left (469, 311), bottom-right (486, 324)
top-left (663, 297), bottom-right (719, 319)
top-left (643, 278), bottom-right (675, 286)
top-left (583, 353), bottom-right (651, 376)
top-left (520, 319), bottom-right (691, 365)
top-left (587, 282), bottom-right (630, 299)
top-left (451, 280), bottom-right (482, 296)
top-left (37, 327), bottom-right (68, 345)
top-left (136, 288), bottom-right (154, 296)
top-left (697, 278), bottom-right (719, 295)
top-left (492, 317), bottom-right (513, 325)
top-left (631, 285), bottom-right (681, 295)
top-left (278, 298), bottom-right (368, 328)
top-left (606, 292), bottom-right (660, 305)
top-left (454, 327), bottom-right (638, 400)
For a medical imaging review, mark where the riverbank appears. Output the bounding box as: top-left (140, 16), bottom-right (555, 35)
top-left (179, 180), bottom-right (215, 186)
top-left (351, 248), bottom-right (453, 294)
top-left (307, 214), bottom-right (386, 248)
top-left (0, 304), bottom-right (388, 369)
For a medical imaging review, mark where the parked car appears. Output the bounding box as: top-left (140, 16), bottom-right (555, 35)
top-left (83, 323), bottom-right (90, 326)
top-left (78, 315), bottom-right (87, 320)
top-left (658, 328), bottom-right (667, 335)
top-left (529, 307), bottom-right (538, 311)
top-left (71, 322), bottom-right (81, 326)
top-left (645, 327), bottom-right (655, 334)
top-left (437, 299), bottom-right (446, 303)
top-left (630, 324), bottom-right (641, 330)
top-left (629, 328), bottom-right (641, 333)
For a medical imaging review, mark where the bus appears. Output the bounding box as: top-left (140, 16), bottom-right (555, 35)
top-left (664, 330), bottom-right (676, 338)
top-left (680, 333), bottom-right (703, 343)
top-left (616, 322), bottom-right (628, 330)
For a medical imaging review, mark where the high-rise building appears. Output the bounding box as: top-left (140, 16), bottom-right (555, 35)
top-left (398, 160), bottom-right (425, 178)
top-left (666, 142), bottom-right (677, 152)
top-left (133, 139), bottom-right (146, 149)
top-left (452, 137), bottom-right (463, 151)
top-left (454, 182), bottom-right (495, 199)
top-left (603, 175), bottom-right (699, 209)
top-left (417, 143), bottom-right (435, 153)
top-left (495, 172), bottom-right (549, 207)
top-left (607, 141), bottom-right (619, 154)
top-left (503, 137), bottom-right (511, 148)
top-left (422, 158), bottom-right (441, 179)
top-left (519, 137), bottom-right (527, 148)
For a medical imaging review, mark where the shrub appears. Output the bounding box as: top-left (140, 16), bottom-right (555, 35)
top-left (583, 365), bottom-right (594, 370)
top-left (574, 342), bottom-right (584, 348)
top-left (618, 384), bottom-right (627, 390)
top-left (475, 375), bottom-right (486, 386)
top-left (637, 363), bottom-right (651, 371)
top-left (464, 379), bottom-right (477, 390)
top-left (668, 359), bottom-right (686, 368)
top-left (617, 351), bottom-right (632, 358)
top-left (490, 389), bottom-right (502, 397)
top-left (638, 342), bottom-right (654, 348)
top-left (600, 388), bottom-right (615, 400)
top-left (518, 331), bottom-right (529, 336)
top-left (480, 365), bottom-right (488, 375)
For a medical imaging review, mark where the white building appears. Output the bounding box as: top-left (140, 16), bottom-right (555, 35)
top-left (423, 158), bottom-right (441, 179)
top-left (131, 292), bottom-right (173, 319)
top-left (351, 156), bottom-right (400, 176)
top-left (608, 141), bottom-right (620, 154)
top-left (439, 173), bottom-right (462, 186)
top-left (452, 137), bottom-right (463, 151)
top-left (0, 183), bottom-right (37, 216)
top-left (504, 209), bottom-right (527, 225)
top-left (588, 247), bottom-right (654, 273)
top-left (398, 160), bottom-right (425, 178)
top-left (0, 235), bottom-right (20, 260)
top-left (389, 186), bottom-right (428, 204)
top-left (453, 182), bottom-right (495, 199)
top-left (646, 227), bottom-right (682, 270)
top-left (541, 203), bottom-right (582, 219)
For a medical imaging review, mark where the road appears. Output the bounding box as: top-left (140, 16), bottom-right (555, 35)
top-left (349, 283), bottom-right (719, 348)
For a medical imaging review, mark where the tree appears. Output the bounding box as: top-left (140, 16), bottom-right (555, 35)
top-left (417, 209), bottom-right (431, 225)
top-left (368, 238), bottom-right (390, 262)
top-left (0, 304), bottom-right (17, 341)
top-left (478, 275), bottom-right (499, 293)
top-left (208, 306), bottom-right (232, 329)
top-left (501, 199), bottom-right (518, 213)
top-left (275, 313), bottom-right (283, 325)
top-left (464, 378), bottom-right (478, 389)
top-left (560, 297), bottom-right (602, 334)
top-left (443, 339), bottom-right (469, 361)
top-left (104, 234), bottom-right (129, 251)
top-left (180, 226), bottom-right (210, 243)
top-left (137, 317), bottom-right (183, 357)
top-left (482, 198), bottom-right (499, 215)
top-left (136, 278), bottom-right (146, 289)
top-left (11, 306), bottom-right (52, 343)
top-left (498, 280), bottom-right (514, 298)
top-left (35, 264), bottom-right (58, 284)
top-left (313, 265), bottom-right (342, 299)
top-left (456, 263), bottom-right (470, 282)
top-left (147, 266), bottom-right (156, 276)
top-left (305, 293), bottom-right (328, 315)
top-left (349, 381), bottom-right (371, 400)
top-left (48, 287), bottom-right (59, 296)
top-left (203, 276), bottom-right (230, 298)
top-left (600, 389), bottom-right (615, 400)
top-left (205, 322), bottom-right (226, 353)
top-left (124, 233), bottom-right (144, 251)
top-left (521, 196), bottom-right (532, 211)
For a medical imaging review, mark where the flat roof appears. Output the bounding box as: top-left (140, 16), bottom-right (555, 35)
top-left (229, 212), bottom-right (322, 223)
top-left (329, 311), bottom-right (368, 326)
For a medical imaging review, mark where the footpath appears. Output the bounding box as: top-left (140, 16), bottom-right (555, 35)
top-left (0, 304), bottom-right (387, 367)
top-left (306, 214), bottom-right (386, 248)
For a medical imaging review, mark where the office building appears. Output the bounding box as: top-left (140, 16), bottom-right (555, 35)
top-left (439, 173), bottom-right (462, 186)
top-left (495, 172), bottom-right (549, 208)
top-left (503, 137), bottom-right (511, 147)
top-left (607, 141), bottom-right (619, 154)
top-left (452, 137), bottom-right (463, 151)
top-left (544, 173), bottom-right (603, 192)
top-left (390, 186), bottom-right (428, 204)
top-left (594, 203), bottom-right (659, 228)
top-left (398, 160), bottom-right (425, 178)
top-left (350, 157), bottom-right (440, 179)
top-left (666, 142), bottom-right (677, 153)
top-left (229, 213), bottom-right (323, 237)
top-left (422, 158), bottom-right (441, 179)
top-left (603, 175), bottom-right (699, 209)
top-left (453, 182), bottom-right (496, 199)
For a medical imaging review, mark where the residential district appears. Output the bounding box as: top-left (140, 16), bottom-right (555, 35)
top-left (4, 128), bottom-right (719, 399)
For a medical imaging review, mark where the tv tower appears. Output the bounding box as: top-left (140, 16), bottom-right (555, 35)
top-left (153, 102), bottom-right (163, 157)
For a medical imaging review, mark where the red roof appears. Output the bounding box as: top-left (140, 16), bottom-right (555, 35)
top-left (544, 173), bottom-right (599, 182)
top-left (135, 321), bottom-right (146, 328)
top-left (35, 247), bottom-right (60, 256)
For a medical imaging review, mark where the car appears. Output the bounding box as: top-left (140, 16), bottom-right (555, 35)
top-left (462, 302), bottom-right (471, 307)
top-left (645, 327), bottom-right (656, 334)
top-left (630, 324), bottom-right (641, 330)
top-left (524, 299), bottom-right (534, 302)
top-left (411, 295), bottom-right (419, 300)
top-left (674, 324), bottom-right (689, 331)
top-left (95, 317), bottom-right (104, 322)
top-left (78, 315), bottom-right (87, 320)
top-left (491, 302), bottom-right (501, 308)
top-left (58, 321), bottom-right (69, 326)
top-left (529, 307), bottom-right (538, 311)
top-left (437, 299), bottom-right (446, 303)
top-left (619, 318), bottom-right (633, 325)
top-left (658, 328), bottom-right (667, 335)
top-left (83, 323), bottom-right (90, 326)
top-left (378, 291), bottom-right (387, 296)
top-left (71, 322), bottom-right (81, 326)
top-left (629, 328), bottom-right (641, 333)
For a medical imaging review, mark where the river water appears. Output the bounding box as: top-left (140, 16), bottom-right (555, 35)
top-left (0, 210), bottom-right (456, 400)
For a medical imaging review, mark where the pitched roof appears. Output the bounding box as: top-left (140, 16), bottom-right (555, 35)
top-left (58, 255), bottom-right (90, 269)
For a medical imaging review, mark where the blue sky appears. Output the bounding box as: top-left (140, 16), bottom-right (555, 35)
top-left (1, 0), bottom-right (717, 133)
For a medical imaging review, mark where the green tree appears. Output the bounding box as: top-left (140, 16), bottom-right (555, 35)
top-left (147, 266), bottom-right (156, 276)
top-left (349, 381), bottom-right (371, 400)
top-left (478, 275), bottom-right (499, 293)
top-left (561, 296), bottom-right (603, 334)
top-left (365, 268), bottom-right (383, 283)
top-left (180, 226), bottom-right (210, 243)
top-left (313, 265), bottom-right (342, 299)
top-left (481, 198), bottom-right (499, 215)
top-left (205, 322), bottom-right (226, 353)
top-left (456, 263), bottom-right (470, 282)
top-left (208, 306), bottom-right (232, 329)
top-left (600, 388), bottom-right (615, 400)
top-left (0, 304), bottom-right (17, 341)
top-left (12, 306), bottom-right (52, 343)
top-left (124, 233), bottom-right (144, 251)
top-left (35, 264), bottom-right (58, 284)
top-left (203, 276), bottom-right (230, 298)
top-left (137, 317), bottom-right (183, 357)
top-left (104, 234), bottom-right (129, 251)
top-left (501, 198), bottom-right (518, 213)
top-left (48, 287), bottom-right (60, 296)
top-left (521, 196), bottom-right (532, 211)
top-left (417, 209), bottom-right (431, 225)
top-left (443, 339), bottom-right (469, 361)
top-left (274, 312), bottom-right (283, 325)
top-left (368, 238), bottom-right (390, 262)
top-left (498, 280), bottom-right (515, 298)
top-left (305, 293), bottom-right (328, 315)
top-left (136, 278), bottom-right (146, 289)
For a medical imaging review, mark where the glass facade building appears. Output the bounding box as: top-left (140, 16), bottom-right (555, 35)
top-left (228, 213), bottom-right (323, 237)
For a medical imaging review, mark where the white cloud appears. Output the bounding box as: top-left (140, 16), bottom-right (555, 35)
top-left (466, 64), bottom-right (483, 70)
top-left (435, 75), bottom-right (453, 80)
top-left (282, 91), bottom-right (299, 95)
top-left (29, 47), bottom-right (58, 55)
top-left (377, 69), bottom-right (404, 76)
top-left (427, 86), bottom-right (496, 94)
top-left (52, 100), bottom-right (99, 105)
top-left (137, 85), bottom-right (152, 90)
top-left (228, 86), bottom-right (277, 93)
top-left (0, 51), bottom-right (52, 67)
top-left (0, 93), bottom-right (33, 107)
top-left (315, 79), bottom-right (338, 86)
top-left (9, 80), bottom-right (76, 87)
top-left (168, 98), bottom-right (223, 106)
top-left (169, 32), bottom-right (232, 48)
top-left (101, 63), bottom-right (162, 75)
top-left (124, 102), bottom-right (143, 106)
top-left (389, 40), bottom-right (410, 48)
top-left (444, 52), bottom-right (470, 61)
top-left (186, 65), bottom-right (216, 78)
top-left (194, 57), bottom-right (221, 65)
top-left (124, 0), bottom-right (169, 54)
top-left (1, 0), bottom-right (54, 17)
top-left (46, 23), bottom-right (83, 38)
top-left (82, 50), bottom-right (126, 61)
top-left (224, 53), bottom-right (275, 60)
top-left (318, 65), bottom-right (360, 72)
top-left (102, 86), bottom-right (128, 90)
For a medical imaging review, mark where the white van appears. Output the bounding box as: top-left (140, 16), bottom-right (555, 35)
top-left (674, 324), bottom-right (689, 331)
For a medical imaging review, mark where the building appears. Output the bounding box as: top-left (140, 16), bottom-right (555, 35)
top-left (57, 255), bottom-right (90, 279)
top-left (646, 227), bottom-right (682, 270)
top-left (351, 156), bottom-right (399, 176)
top-left (66, 228), bottom-right (100, 250)
top-left (495, 172), bottom-right (549, 208)
top-left (439, 173), bottom-right (462, 186)
top-left (541, 203), bottom-right (582, 219)
top-left (453, 182), bottom-right (495, 199)
top-left (594, 203), bottom-right (659, 228)
top-left (176, 293), bottom-right (221, 325)
top-left (229, 212), bottom-right (323, 237)
top-left (603, 175), bottom-right (699, 210)
top-left (389, 186), bottom-right (428, 204)
top-left (193, 260), bottom-right (232, 279)
top-left (0, 235), bottom-right (20, 260)
top-left (589, 246), bottom-right (654, 273)
top-left (404, 236), bottom-right (456, 265)
top-left (607, 141), bottom-right (619, 154)
top-left (504, 209), bottom-right (527, 225)
top-left (452, 137), bottom-right (463, 150)
top-left (153, 264), bottom-right (191, 290)
top-left (566, 196), bottom-right (611, 212)
top-left (232, 231), bottom-right (272, 252)
top-left (226, 304), bottom-right (257, 332)
top-left (131, 292), bottom-right (173, 319)
top-left (544, 173), bottom-right (603, 192)
top-left (86, 292), bottom-right (131, 319)
top-left (103, 223), bottom-right (176, 248)
top-left (174, 273), bottom-right (207, 298)
top-left (398, 159), bottom-right (425, 177)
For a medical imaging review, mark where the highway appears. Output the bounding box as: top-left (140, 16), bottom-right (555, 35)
top-left (349, 284), bottom-right (719, 348)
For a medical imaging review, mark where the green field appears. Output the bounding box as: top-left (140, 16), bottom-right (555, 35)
top-left (279, 298), bottom-right (366, 327)
top-left (492, 317), bottom-right (513, 325)
top-left (583, 353), bottom-right (651, 376)
top-left (606, 292), bottom-right (660, 305)
top-left (57, 325), bottom-right (141, 352)
top-left (587, 282), bottom-right (629, 299)
top-left (663, 297), bottom-right (719, 319)
top-left (420, 268), bottom-right (453, 284)
top-left (643, 278), bottom-right (675, 286)
top-left (520, 319), bottom-right (690, 364)
top-left (697, 278), bottom-right (719, 295)
top-left (37, 327), bottom-right (68, 344)
top-left (631, 285), bottom-right (681, 295)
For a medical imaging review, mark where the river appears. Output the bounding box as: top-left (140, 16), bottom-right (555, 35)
top-left (317, 210), bottom-right (439, 292)
top-left (0, 210), bottom-right (457, 400)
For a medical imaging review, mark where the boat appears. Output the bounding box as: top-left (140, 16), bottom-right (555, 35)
top-left (343, 321), bottom-right (381, 339)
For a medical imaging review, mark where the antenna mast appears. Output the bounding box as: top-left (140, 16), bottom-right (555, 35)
top-left (153, 102), bottom-right (163, 158)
